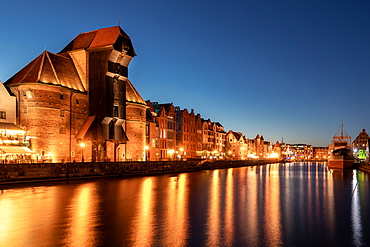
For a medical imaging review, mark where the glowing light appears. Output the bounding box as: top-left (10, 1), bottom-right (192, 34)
top-left (270, 153), bottom-right (279, 158)
top-left (80, 143), bottom-right (86, 148)
top-left (167, 149), bottom-right (175, 154)
top-left (144, 145), bottom-right (149, 150)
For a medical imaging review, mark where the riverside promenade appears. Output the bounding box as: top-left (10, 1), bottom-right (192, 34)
top-left (0, 159), bottom-right (279, 185)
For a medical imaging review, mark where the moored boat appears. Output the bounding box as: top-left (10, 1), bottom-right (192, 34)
top-left (328, 123), bottom-right (354, 169)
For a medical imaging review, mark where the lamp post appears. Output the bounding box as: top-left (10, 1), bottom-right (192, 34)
top-left (168, 149), bottom-right (175, 160)
top-left (179, 147), bottom-right (184, 160)
top-left (145, 145), bottom-right (149, 161)
top-left (80, 142), bottom-right (85, 162)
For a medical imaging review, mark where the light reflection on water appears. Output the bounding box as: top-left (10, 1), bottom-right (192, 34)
top-left (0, 162), bottom-right (370, 246)
top-left (132, 177), bottom-right (153, 246)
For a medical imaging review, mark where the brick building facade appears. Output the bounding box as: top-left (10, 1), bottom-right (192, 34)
top-left (4, 26), bottom-right (147, 163)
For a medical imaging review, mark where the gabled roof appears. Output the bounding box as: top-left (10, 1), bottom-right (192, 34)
top-left (126, 79), bottom-right (145, 105)
top-left (60, 26), bottom-right (136, 56)
top-left (5, 51), bottom-right (86, 92)
top-left (231, 131), bottom-right (243, 141)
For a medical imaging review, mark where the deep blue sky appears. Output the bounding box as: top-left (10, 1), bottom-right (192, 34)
top-left (1, 0), bottom-right (370, 146)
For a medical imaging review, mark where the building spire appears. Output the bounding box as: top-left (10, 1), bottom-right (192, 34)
top-left (118, 17), bottom-right (121, 27)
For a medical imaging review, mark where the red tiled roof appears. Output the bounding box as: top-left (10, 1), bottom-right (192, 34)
top-left (60, 26), bottom-right (136, 56)
top-left (5, 51), bottom-right (86, 92)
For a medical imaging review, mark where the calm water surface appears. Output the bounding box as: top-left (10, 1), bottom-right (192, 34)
top-left (0, 162), bottom-right (369, 246)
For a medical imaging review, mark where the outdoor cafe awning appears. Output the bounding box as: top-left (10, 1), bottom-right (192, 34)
top-left (0, 146), bottom-right (35, 154)
top-left (0, 122), bottom-right (24, 131)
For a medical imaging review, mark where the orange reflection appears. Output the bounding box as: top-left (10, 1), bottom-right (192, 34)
top-left (163, 173), bottom-right (189, 246)
top-left (206, 170), bottom-right (220, 246)
top-left (224, 168), bottom-right (234, 246)
top-left (0, 187), bottom-right (60, 246)
top-left (264, 164), bottom-right (282, 245)
top-left (0, 198), bottom-right (15, 244)
top-left (132, 177), bottom-right (154, 246)
top-left (245, 167), bottom-right (258, 244)
top-left (66, 183), bottom-right (98, 247)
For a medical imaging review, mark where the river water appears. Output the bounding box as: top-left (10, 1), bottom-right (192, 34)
top-left (0, 162), bottom-right (369, 246)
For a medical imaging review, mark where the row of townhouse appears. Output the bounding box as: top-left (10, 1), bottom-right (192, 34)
top-left (226, 132), bottom-right (275, 160)
top-left (143, 101), bottom-right (282, 161)
top-left (226, 131), bottom-right (329, 161)
top-left (145, 101), bottom-right (227, 161)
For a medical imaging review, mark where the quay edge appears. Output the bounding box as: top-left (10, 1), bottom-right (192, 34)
top-left (0, 159), bottom-right (281, 185)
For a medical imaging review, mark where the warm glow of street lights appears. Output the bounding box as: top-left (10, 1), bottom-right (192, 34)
top-left (80, 142), bottom-right (85, 162)
top-left (270, 153), bottom-right (279, 158)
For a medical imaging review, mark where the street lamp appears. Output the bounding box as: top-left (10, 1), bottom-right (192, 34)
top-left (167, 149), bottom-right (175, 160)
top-left (179, 147), bottom-right (184, 160)
top-left (145, 145), bottom-right (149, 161)
top-left (80, 142), bottom-right (85, 162)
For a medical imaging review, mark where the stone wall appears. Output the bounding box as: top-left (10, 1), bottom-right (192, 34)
top-left (0, 159), bottom-right (277, 184)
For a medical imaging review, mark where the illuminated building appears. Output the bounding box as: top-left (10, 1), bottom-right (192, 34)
top-left (146, 101), bottom-right (176, 160)
top-left (281, 143), bottom-right (316, 161)
top-left (4, 26), bottom-right (147, 162)
top-left (313, 147), bottom-right (328, 160)
top-left (175, 107), bottom-right (199, 159)
top-left (145, 109), bottom-right (158, 161)
top-left (271, 141), bottom-right (282, 159)
top-left (201, 119), bottom-right (226, 159)
top-left (282, 144), bottom-right (305, 161)
top-left (248, 134), bottom-right (265, 158)
top-left (226, 131), bottom-right (248, 160)
top-left (353, 129), bottom-right (369, 160)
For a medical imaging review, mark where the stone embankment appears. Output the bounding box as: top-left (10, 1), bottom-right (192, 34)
top-left (0, 159), bottom-right (279, 185)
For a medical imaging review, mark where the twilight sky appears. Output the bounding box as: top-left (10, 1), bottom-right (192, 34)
top-left (1, 0), bottom-right (370, 146)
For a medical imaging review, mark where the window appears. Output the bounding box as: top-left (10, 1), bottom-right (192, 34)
top-left (59, 125), bottom-right (66, 134)
top-left (0, 111), bottom-right (6, 119)
top-left (76, 99), bottom-right (79, 104)
top-left (60, 110), bottom-right (65, 117)
top-left (60, 94), bottom-right (64, 100)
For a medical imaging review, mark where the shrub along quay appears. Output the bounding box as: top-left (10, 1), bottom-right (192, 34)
top-left (0, 159), bottom-right (278, 184)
